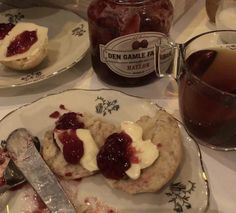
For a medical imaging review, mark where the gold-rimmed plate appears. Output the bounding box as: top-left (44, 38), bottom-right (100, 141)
top-left (0, 89), bottom-right (209, 212)
top-left (0, 7), bottom-right (89, 88)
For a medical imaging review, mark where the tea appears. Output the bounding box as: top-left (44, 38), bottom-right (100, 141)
top-left (179, 46), bottom-right (236, 148)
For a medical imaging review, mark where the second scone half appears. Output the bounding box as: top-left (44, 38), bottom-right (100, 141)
top-left (102, 110), bottom-right (183, 194)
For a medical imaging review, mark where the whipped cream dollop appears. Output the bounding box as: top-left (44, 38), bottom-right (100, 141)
top-left (121, 121), bottom-right (159, 180)
top-left (54, 129), bottom-right (99, 172)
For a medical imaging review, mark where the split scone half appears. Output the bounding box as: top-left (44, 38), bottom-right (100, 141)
top-left (42, 112), bottom-right (118, 179)
top-left (104, 110), bottom-right (183, 194)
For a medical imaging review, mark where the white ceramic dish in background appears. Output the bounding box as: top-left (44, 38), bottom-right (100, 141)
top-left (215, 1), bottom-right (236, 30)
top-left (0, 7), bottom-right (89, 88)
top-left (0, 89), bottom-right (209, 213)
top-left (215, 1), bottom-right (236, 44)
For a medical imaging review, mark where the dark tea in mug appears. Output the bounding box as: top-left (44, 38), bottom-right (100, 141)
top-left (179, 45), bottom-right (236, 148)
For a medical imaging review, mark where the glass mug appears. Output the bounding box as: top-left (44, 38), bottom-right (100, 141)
top-left (156, 30), bottom-right (236, 151)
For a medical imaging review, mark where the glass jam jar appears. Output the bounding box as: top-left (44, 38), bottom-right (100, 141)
top-left (87, 0), bottom-right (174, 86)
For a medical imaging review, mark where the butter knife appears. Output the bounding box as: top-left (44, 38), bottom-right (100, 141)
top-left (6, 128), bottom-right (77, 213)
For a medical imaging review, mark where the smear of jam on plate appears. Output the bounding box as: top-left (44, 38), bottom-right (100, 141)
top-left (59, 104), bottom-right (66, 110)
top-left (49, 111), bottom-right (60, 119)
top-left (0, 176), bottom-right (5, 187)
top-left (32, 193), bottom-right (48, 213)
top-left (84, 197), bottom-right (117, 213)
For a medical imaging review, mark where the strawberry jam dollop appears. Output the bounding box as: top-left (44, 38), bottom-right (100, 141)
top-left (55, 112), bottom-right (84, 130)
top-left (97, 132), bottom-right (133, 180)
top-left (6, 30), bottom-right (38, 57)
top-left (0, 23), bottom-right (15, 40)
top-left (57, 130), bottom-right (81, 146)
top-left (63, 137), bottom-right (84, 165)
top-left (54, 112), bottom-right (85, 164)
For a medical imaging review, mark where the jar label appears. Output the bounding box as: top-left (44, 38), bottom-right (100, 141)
top-left (100, 32), bottom-right (171, 78)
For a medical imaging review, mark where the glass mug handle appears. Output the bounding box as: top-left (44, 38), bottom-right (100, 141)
top-left (154, 36), bottom-right (182, 80)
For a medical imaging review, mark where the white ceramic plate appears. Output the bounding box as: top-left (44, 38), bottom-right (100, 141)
top-left (0, 7), bottom-right (89, 88)
top-left (0, 89), bottom-right (209, 213)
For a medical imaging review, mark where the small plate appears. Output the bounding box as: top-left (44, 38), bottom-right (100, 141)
top-left (0, 89), bottom-right (209, 212)
top-left (0, 7), bottom-right (89, 88)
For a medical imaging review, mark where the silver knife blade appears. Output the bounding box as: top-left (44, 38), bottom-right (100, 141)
top-left (6, 128), bottom-right (77, 213)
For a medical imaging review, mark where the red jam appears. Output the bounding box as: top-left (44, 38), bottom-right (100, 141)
top-left (127, 145), bottom-right (139, 164)
top-left (57, 130), bottom-right (79, 145)
top-left (32, 193), bottom-right (48, 213)
top-left (55, 112), bottom-right (85, 164)
top-left (55, 112), bottom-right (84, 130)
top-left (65, 172), bottom-right (73, 177)
top-left (59, 104), bottom-right (66, 110)
top-left (0, 177), bottom-right (5, 187)
top-left (63, 139), bottom-right (84, 164)
top-left (0, 154), bottom-right (5, 165)
top-left (87, 0), bottom-right (173, 86)
top-left (0, 23), bottom-right (15, 40)
top-left (84, 197), bottom-right (117, 212)
top-left (6, 30), bottom-right (38, 57)
top-left (97, 132), bottom-right (134, 180)
top-left (49, 111), bottom-right (61, 119)
top-left (58, 130), bottom-right (84, 164)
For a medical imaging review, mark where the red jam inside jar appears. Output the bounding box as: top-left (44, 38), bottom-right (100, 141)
top-left (87, 0), bottom-right (173, 86)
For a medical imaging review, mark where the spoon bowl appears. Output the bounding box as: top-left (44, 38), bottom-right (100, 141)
top-left (0, 136), bottom-right (40, 194)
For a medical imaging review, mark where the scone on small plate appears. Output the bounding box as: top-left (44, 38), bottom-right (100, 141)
top-left (0, 22), bottom-right (48, 70)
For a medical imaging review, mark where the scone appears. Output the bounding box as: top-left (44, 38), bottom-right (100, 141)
top-left (0, 22), bottom-right (48, 70)
top-left (42, 112), bottom-right (118, 179)
top-left (98, 110), bottom-right (183, 194)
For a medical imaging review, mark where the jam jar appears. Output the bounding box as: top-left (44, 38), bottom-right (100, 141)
top-left (87, 0), bottom-right (174, 86)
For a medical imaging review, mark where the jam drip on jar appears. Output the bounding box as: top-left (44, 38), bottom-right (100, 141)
top-left (6, 30), bottom-right (38, 57)
top-left (0, 23), bottom-right (15, 40)
top-left (97, 132), bottom-right (135, 180)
